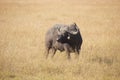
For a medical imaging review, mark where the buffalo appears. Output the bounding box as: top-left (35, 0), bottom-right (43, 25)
top-left (45, 23), bottom-right (82, 59)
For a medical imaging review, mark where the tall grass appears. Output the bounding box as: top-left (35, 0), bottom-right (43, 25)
top-left (0, 0), bottom-right (120, 80)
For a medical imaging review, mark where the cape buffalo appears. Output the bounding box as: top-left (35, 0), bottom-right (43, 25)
top-left (45, 23), bottom-right (82, 59)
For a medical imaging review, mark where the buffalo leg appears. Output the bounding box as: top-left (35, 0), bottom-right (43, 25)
top-left (67, 51), bottom-right (71, 59)
top-left (75, 49), bottom-right (79, 59)
top-left (45, 47), bottom-right (50, 59)
top-left (51, 48), bottom-right (56, 58)
top-left (64, 44), bottom-right (71, 59)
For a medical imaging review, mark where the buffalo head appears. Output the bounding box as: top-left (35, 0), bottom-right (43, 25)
top-left (57, 23), bottom-right (79, 43)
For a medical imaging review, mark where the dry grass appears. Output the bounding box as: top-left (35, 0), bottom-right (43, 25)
top-left (0, 0), bottom-right (120, 80)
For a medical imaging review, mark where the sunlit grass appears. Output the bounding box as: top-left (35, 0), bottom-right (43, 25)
top-left (0, 0), bottom-right (120, 80)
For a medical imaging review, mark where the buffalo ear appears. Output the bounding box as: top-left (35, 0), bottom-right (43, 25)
top-left (68, 23), bottom-right (79, 35)
top-left (73, 22), bottom-right (76, 26)
top-left (70, 22), bottom-right (76, 27)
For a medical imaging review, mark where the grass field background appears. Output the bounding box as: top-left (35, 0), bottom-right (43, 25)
top-left (0, 0), bottom-right (120, 80)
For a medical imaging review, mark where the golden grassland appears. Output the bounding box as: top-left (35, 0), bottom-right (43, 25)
top-left (0, 0), bottom-right (120, 80)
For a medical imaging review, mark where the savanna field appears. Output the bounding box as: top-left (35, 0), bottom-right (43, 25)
top-left (0, 0), bottom-right (120, 80)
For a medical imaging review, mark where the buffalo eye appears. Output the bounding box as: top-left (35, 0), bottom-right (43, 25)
top-left (67, 36), bottom-right (70, 40)
top-left (67, 34), bottom-right (71, 40)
